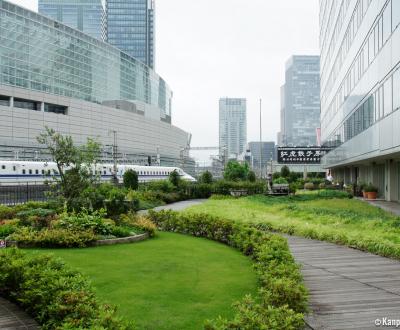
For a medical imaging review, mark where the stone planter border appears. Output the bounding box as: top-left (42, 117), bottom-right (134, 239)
top-left (5, 233), bottom-right (149, 248)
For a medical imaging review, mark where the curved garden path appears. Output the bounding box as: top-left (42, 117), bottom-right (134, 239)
top-left (0, 297), bottom-right (39, 329)
top-left (155, 200), bottom-right (400, 330)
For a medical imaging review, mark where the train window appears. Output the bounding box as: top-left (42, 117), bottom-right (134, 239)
top-left (22, 169), bottom-right (26, 174)
top-left (103, 170), bottom-right (106, 175)
top-left (13, 166), bottom-right (16, 171)
top-left (29, 169), bottom-right (32, 174)
top-left (35, 169), bottom-right (39, 174)
top-left (41, 170), bottom-right (45, 175)
top-left (1, 165), bottom-right (5, 170)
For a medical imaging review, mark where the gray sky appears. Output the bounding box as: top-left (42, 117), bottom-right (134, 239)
top-left (8, 0), bottom-right (319, 148)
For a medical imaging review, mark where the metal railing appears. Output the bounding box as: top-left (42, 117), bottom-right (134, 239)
top-left (0, 182), bottom-right (52, 205)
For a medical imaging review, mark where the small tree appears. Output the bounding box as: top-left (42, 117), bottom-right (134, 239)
top-left (169, 170), bottom-right (181, 187)
top-left (123, 169), bottom-right (139, 190)
top-left (280, 165), bottom-right (290, 178)
top-left (247, 170), bottom-right (256, 182)
top-left (199, 170), bottom-right (213, 184)
top-left (37, 127), bottom-right (101, 208)
top-left (223, 161), bottom-right (249, 181)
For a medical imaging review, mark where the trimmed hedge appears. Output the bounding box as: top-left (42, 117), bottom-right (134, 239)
top-left (148, 210), bottom-right (307, 329)
top-left (0, 249), bottom-right (134, 329)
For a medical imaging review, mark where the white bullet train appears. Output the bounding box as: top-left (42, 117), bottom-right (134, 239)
top-left (0, 160), bottom-right (196, 185)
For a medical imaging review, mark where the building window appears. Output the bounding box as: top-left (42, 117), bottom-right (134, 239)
top-left (14, 98), bottom-right (40, 111)
top-left (0, 95), bottom-right (10, 107)
top-left (383, 77), bottom-right (393, 117)
top-left (382, 1), bottom-right (392, 44)
top-left (44, 103), bottom-right (68, 115)
top-left (393, 69), bottom-right (400, 111)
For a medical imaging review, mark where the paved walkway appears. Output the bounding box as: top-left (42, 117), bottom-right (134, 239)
top-left (153, 200), bottom-right (400, 330)
top-left (287, 236), bottom-right (400, 330)
top-left (138, 199), bottom-right (206, 215)
top-left (365, 200), bottom-right (400, 216)
top-left (0, 297), bottom-right (39, 330)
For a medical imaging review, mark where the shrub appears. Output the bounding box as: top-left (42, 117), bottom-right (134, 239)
top-left (111, 226), bottom-right (135, 238)
top-left (57, 209), bottom-right (113, 236)
top-left (199, 170), bottom-right (213, 184)
top-left (123, 169), bottom-right (139, 190)
top-left (189, 183), bottom-right (213, 199)
top-left (304, 182), bottom-right (315, 190)
top-left (273, 177), bottom-right (288, 184)
top-left (224, 161), bottom-right (249, 181)
top-left (8, 227), bottom-right (98, 248)
top-left (120, 212), bottom-right (156, 237)
top-left (0, 249), bottom-right (134, 329)
top-left (16, 208), bottom-right (56, 229)
top-left (169, 170), bottom-right (181, 187)
top-left (146, 180), bottom-right (175, 193)
top-left (280, 165), bottom-right (290, 178)
top-left (0, 224), bottom-right (17, 239)
top-left (247, 171), bottom-right (256, 182)
top-left (319, 182), bottom-right (326, 189)
top-left (148, 210), bottom-right (307, 328)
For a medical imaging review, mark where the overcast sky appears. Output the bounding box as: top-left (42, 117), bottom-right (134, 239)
top-left (8, 0), bottom-right (319, 148)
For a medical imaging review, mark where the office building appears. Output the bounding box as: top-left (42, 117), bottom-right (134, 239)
top-left (106, 0), bottom-right (155, 68)
top-left (0, 0), bottom-right (193, 172)
top-left (248, 141), bottom-right (276, 172)
top-left (219, 98), bottom-right (247, 159)
top-left (320, 0), bottom-right (400, 201)
top-left (38, 0), bottom-right (106, 40)
top-left (279, 55), bottom-right (321, 146)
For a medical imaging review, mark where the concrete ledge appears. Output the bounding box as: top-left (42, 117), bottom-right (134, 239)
top-left (93, 233), bottom-right (149, 246)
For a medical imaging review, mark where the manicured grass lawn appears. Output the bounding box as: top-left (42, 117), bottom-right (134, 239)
top-left (184, 192), bottom-right (400, 259)
top-left (26, 232), bottom-right (257, 330)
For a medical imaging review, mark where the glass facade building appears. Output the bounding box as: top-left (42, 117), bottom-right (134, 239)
top-left (106, 0), bottom-right (155, 69)
top-left (219, 98), bottom-right (247, 158)
top-left (279, 55), bottom-right (321, 147)
top-left (320, 0), bottom-right (400, 201)
top-left (38, 0), bottom-right (106, 41)
top-left (0, 0), bottom-right (171, 121)
top-left (248, 141), bottom-right (276, 172)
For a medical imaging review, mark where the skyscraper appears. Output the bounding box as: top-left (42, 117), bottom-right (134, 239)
top-left (279, 55), bottom-right (320, 146)
top-left (38, 0), bottom-right (106, 41)
top-left (106, 0), bottom-right (155, 68)
top-left (320, 0), bottom-right (400, 201)
top-left (248, 141), bottom-right (276, 172)
top-left (219, 98), bottom-right (247, 159)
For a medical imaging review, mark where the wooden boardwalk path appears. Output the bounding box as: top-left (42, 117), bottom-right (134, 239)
top-left (0, 297), bottom-right (39, 329)
top-left (287, 236), bottom-right (400, 330)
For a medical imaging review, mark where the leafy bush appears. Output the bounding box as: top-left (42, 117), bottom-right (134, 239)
top-left (213, 180), bottom-right (265, 195)
top-left (146, 180), bottom-right (175, 193)
top-left (304, 182), bottom-right (315, 190)
top-left (280, 165), bottom-right (290, 178)
top-left (120, 212), bottom-right (156, 237)
top-left (16, 208), bottom-right (56, 229)
top-left (123, 169), bottom-right (139, 190)
top-left (247, 171), bottom-right (256, 182)
top-left (169, 170), bottom-right (181, 187)
top-left (273, 177), bottom-right (288, 184)
top-left (8, 227), bottom-right (98, 248)
top-left (111, 226), bottom-right (135, 238)
top-left (199, 170), bottom-right (213, 184)
top-left (224, 161), bottom-right (249, 181)
top-left (148, 210), bottom-right (307, 328)
top-left (0, 249), bottom-right (134, 329)
top-left (0, 225), bottom-right (17, 239)
top-left (57, 209), bottom-right (113, 235)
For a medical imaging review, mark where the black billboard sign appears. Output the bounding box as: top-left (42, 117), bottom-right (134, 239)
top-left (277, 147), bottom-right (330, 164)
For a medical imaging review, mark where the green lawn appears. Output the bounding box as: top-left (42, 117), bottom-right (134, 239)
top-left (26, 232), bottom-right (257, 330)
top-left (184, 192), bottom-right (400, 259)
